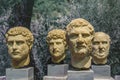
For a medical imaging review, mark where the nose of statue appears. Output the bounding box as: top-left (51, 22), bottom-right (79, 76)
top-left (53, 43), bottom-right (57, 49)
top-left (77, 35), bottom-right (84, 44)
top-left (99, 43), bottom-right (103, 49)
top-left (12, 42), bottom-right (17, 50)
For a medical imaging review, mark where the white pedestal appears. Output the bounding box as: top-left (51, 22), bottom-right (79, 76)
top-left (94, 77), bottom-right (114, 80)
top-left (0, 76), bottom-right (6, 80)
top-left (115, 75), bottom-right (120, 80)
top-left (6, 67), bottom-right (34, 80)
top-left (47, 64), bottom-right (68, 76)
top-left (92, 65), bottom-right (111, 79)
top-left (67, 69), bottom-right (94, 80)
top-left (43, 76), bottom-right (67, 80)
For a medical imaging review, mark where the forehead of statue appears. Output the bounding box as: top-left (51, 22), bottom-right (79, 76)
top-left (69, 27), bottom-right (91, 34)
top-left (7, 35), bottom-right (26, 41)
top-left (94, 34), bottom-right (109, 42)
top-left (49, 38), bottom-right (63, 43)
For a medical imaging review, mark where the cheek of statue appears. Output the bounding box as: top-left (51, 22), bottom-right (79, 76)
top-left (69, 29), bottom-right (92, 56)
top-left (6, 34), bottom-right (32, 68)
top-left (93, 40), bottom-right (110, 59)
top-left (7, 35), bottom-right (30, 62)
top-left (48, 38), bottom-right (66, 63)
top-left (49, 39), bottom-right (65, 58)
top-left (94, 45), bottom-right (109, 59)
top-left (92, 32), bottom-right (110, 64)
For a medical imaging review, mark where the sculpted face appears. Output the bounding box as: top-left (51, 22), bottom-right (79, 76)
top-left (66, 18), bottom-right (95, 69)
top-left (92, 32), bottom-right (110, 59)
top-left (7, 35), bottom-right (30, 62)
top-left (46, 29), bottom-right (66, 63)
top-left (68, 27), bottom-right (93, 57)
top-left (6, 26), bottom-right (34, 68)
top-left (49, 38), bottom-right (66, 58)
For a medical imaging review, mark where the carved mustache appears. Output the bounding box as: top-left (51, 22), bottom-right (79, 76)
top-left (53, 49), bottom-right (59, 53)
top-left (99, 48), bottom-right (105, 52)
top-left (11, 51), bottom-right (20, 55)
top-left (76, 44), bottom-right (86, 49)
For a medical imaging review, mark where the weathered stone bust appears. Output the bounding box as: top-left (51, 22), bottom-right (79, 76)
top-left (46, 29), bottom-right (67, 64)
top-left (5, 26), bottom-right (34, 68)
top-left (92, 32), bottom-right (111, 64)
top-left (66, 18), bottom-right (95, 69)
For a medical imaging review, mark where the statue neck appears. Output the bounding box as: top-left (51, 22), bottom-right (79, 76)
top-left (12, 55), bottom-right (30, 68)
top-left (52, 54), bottom-right (66, 63)
top-left (92, 57), bottom-right (107, 64)
top-left (71, 54), bottom-right (92, 69)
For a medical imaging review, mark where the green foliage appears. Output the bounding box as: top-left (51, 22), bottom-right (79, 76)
top-left (31, 0), bottom-right (120, 79)
top-left (33, 0), bottom-right (69, 19)
top-left (0, 0), bottom-right (120, 79)
top-left (0, 0), bottom-right (21, 15)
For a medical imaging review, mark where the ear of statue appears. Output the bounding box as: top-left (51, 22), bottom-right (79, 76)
top-left (29, 42), bottom-right (33, 49)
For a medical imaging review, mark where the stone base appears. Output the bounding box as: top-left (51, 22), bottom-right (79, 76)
top-left (0, 76), bottom-right (6, 80)
top-left (67, 69), bottom-right (94, 80)
top-left (43, 76), bottom-right (67, 80)
top-left (94, 77), bottom-right (114, 80)
top-left (47, 64), bottom-right (68, 76)
top-left (115, 75), bottom-right (120, 80)
top-left (92, 65), bottom-right (110, 79)
top-left (6, 67), bottom-right (34, 80)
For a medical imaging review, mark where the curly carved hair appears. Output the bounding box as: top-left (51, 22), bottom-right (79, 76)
top-left (5, 26), bottom-right (34, 46)
top-left (66, 18), bottom-right (95, 36)
top-left (46, 29), bottom-right (66, 43)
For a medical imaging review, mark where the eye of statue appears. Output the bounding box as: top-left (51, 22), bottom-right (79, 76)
top-left (56, 42), bottom-right (62, 45)
top-left (69, 33), bottom-right (78, 39)
top-left (93, 41), bottom-right (99, 45)
top-left (102, 41), bottom-right (108, 44)
top-left (16, 41), bottom-right (25, 45)
top-left (82, 33), bottom-right (90, 38)
top-left (7, 41), bottom-right (14, 46)
top-left (49, 42), bottom-right (54, 46)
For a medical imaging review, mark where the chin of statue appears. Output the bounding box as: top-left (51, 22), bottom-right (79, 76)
top-left (75, 49), bottom-right (87, 55)
top-left (94, 54), bottom-right (107, 60)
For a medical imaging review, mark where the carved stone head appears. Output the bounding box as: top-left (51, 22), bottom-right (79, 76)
top-left (6, 26), bottom-right (34, 68)
top-left (92, 32), bottom-right (111, 64)
top-left (46, 29), bottom-right (67, 63)
top-left (66, 18), bottom-right (95, 69)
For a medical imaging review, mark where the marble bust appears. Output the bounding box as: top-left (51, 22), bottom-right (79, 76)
top-left (46, 29), bottom-right (67, 64)
top-left (92, 32), bottom-right (111, 64)
top-left (66, 18), bottom-right (95, 69)
top-left (5, 26), bottom-right (34, 68)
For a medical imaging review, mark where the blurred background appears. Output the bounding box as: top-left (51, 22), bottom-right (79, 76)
top-left (0, 0), bottom-right (120, 80)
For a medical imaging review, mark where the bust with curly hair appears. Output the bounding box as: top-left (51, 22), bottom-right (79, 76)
top-left (46, 29), bottom-right (67, 64)
top-left (66, 18), bottom-right (95, 69)
top-left (6, 26), bottom-right (34, 68)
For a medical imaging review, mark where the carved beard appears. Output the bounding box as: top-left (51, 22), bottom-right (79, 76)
top-left (70, 43), bottom-right (92, 58)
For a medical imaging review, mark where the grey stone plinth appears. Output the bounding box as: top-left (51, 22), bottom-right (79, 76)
top-left (43, 76), bottom-right (67, 80)
top-left (0, 76), bottom-right (6, 80)
top-left (67, 69), bottom-right (94, 80)
top-left (92, 65), bottom-right (111, 79)
top-left (6, 67), bottom-right (34, 80)
top-left (94, 77), bottom-right (114, 80)
top-left (115, 75), bottom-right (120, 80)
top-left (48, 64), bottom-right (68, 76)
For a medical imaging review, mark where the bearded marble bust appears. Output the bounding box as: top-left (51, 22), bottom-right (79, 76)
top-left (5, 26), bottom-right (34, 68)
top-left (92, 32), bottom-right (111, 64)
top-left (46, 29), bottom-right (67, 64)
top-left (66, 18), bottom-right (95, 69)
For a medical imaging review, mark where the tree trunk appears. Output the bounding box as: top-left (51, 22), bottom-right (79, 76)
top-left (8, 0), bottom-right (34, 29)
